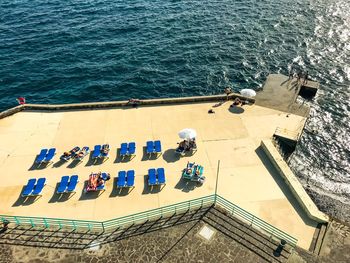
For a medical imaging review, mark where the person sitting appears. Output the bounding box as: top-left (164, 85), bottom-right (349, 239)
top-left (176, 141), bottom-right (187, 154)
top-left (232, 97), bottom-right (241, 106)
top-left (189, 139), bottom-right (197, 150)
top-left (97, 176), bottom-right (104, 187)
top-left (102, 144), bottom-right (109, 154)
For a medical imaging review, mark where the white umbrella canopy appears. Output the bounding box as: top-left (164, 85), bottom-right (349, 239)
top-left (240, 89), bottom-right (256, 97)
top-left (178, 128), bottom-right (197, 140)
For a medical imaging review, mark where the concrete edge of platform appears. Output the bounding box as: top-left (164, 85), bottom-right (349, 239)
top-left (0, 93), bottom-right (255, 119)
top-left (261, 139), bottom-right (329, 223)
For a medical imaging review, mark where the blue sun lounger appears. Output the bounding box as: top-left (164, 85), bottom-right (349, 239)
top-left (128, 142), bottom-right (136, 155)
top-left (146, 141), bottom-right (154, 155)
top-left (126, 170), bottom-right (135, 188)
top-left (31, 178), bottom-right (46, 196)
top-left (120, 143), bottom-right (128, 157)
top-left (35, 149), bottom-right (48, 164)
top-left (43, 148), bottom-right (56, 163)
top-left (148, 168), bottom-right (157, 186)
top-left (92, 145), bottom-right (101, 159)
top-left (57, 176), bottom-right (70, 194)
top-left (67, 175), bottom-right (79, 192)
top-left (157, 168), bottom-right (166, 185)
top-left (154, 140), bottom-right (162, 154)
top-left (117, 171), bottom-right (126, 188)
top-left (22, 179), bottom-right (37, 197)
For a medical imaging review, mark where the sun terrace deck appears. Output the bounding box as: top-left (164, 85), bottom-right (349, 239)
top-left (0, 75), bottom-right (325, 250)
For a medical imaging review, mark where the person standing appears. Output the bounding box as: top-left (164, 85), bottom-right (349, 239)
top-left (304, 71), bottom-right (309, 84)
top-left (288, 69), bottom-right (294, 80)
top-left (224, 87), bottom-right (232, 100)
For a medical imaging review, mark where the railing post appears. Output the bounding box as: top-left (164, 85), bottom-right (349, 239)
top-left (214, 160), bottom-right (220, 204)
top-left (29, 218), bottom-right (35, 228)
top-left (251, 217), bottom-right (254, 226)
top-left (43, 218), bottom-right (49, 228)
top-left (101, 222), bottom-right (105, 233)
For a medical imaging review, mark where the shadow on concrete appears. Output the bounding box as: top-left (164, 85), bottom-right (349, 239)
top-left (48, 183), bottom-right (76, 203)
top-left (142, 175), bottom-right (164, 194)
top-left (67, 159), bottom-right (81, 169)
top-left (228, 106), bottom-right (244, 114)
top-left (255, 146), bottom-right (317, 227)
top-left (114, 149), bottom-right (135, 163)
top-left (78, 181), bottom-right (105, 200)
top-left (84, 152), bottom-right (108, 166)
top-left (162, 149), bottom-right (180, 163)
top-left (0, 206), bottom-right (209, 250)
top-left (141, 147), bottom-right (160, 161)
top-left (52, 159), bottom-right (66, 168)
top-left (280, 78), bottom-right (289, 86)
top-left (174, 178), bottom-right (197, 192)
top-left (109, 178), bottom-right (133, 197)
top-left (12, 193), bottom-right (41, 207)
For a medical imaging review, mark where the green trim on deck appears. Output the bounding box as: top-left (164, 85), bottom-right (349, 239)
top-left (0, 194), bottom-right (297, 247)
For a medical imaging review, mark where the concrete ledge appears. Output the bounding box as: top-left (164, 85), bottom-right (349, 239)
top-left (0, 105), bottom-right (25, 119)
top-left (261, 139), bottom-right (329, 223)
top-left (0, 93), bottom-right (255, 119)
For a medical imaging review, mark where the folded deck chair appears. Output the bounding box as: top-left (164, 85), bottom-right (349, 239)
top-left (126, 170), bottom-right (135, 188)
top-left (120, 143), bottom-right (128, 157)
top-left (22, 179), bottom-right (37, 197)
top-left (35, 149), bottom-right (48, 164)
top-left (146, 141), bottom-right (154, 155)
top-left (148, 168), bottom-right (157, 185)
top-left (67, 175), bottom-right (79, 192)
top-left (154, 140), bottom-right (162, 154)
top-left (43, 148), bottom-right (56, 163)
top-left (92, 145), bottom-right (101, 159)
top-left (117, 171), bottom-right (126, 188)
top-left (31, 178), bottom-right (46, 196)
top-left (101, 144), bottom-right (110, 158)
top-left (57, 176), bottom-right (70, 194)
top-left (128, 142), bottom-right (136, 155)
top-left (157, 168), bottom-right (166, 185)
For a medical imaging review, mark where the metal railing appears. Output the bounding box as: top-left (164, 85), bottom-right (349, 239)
top-left (215, 195), bottom-right (298, 246)
top-left (0, 194), bottom-right (297, 247)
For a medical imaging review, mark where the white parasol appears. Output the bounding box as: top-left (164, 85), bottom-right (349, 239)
top-left (240, 89), bottom-right (256, 97)
top-left (178, 128), bottom-right (197, 140)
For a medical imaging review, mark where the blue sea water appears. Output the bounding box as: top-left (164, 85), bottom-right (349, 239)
top-left (0, 0), bottom-right (349, 219)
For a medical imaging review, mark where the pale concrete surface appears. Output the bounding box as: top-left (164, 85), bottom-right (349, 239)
top-left (261, 140), bottom-right (329, 223)
top-left (0, 101), bottom-right (316, 249)
top-left (255, 74), bottom-right (315, 117)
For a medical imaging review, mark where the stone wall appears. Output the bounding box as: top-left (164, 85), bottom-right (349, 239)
top-left (261, 139), bottom-right (329, 223)
top-left (0, 93), bottom-right (255, 119)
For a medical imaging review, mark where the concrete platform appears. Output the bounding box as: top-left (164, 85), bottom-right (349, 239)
top-left (255, 74), bottom-right (318, 116)
top-left (0, 97), bottom-right (320, 249)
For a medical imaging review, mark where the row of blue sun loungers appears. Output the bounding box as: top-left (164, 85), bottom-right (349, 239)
top-left (22, 178), bottom-right (46, 197)
top-left (22, 168), bottom-right (166, 197)
top-left (92, 144), bottom-right (110, 159)
top-left (146, 140), bottom-right (162, 156)
top-left (148, 168), bottom-right (166, 186)
top-left (35, 148), bottom-right (56, 164)
top-left (117, 170), bottom-right (135, 188)
top-left (57, 175), bottom-right (79, 194)
top-left (35, 141), bottom-right (162, 164)
top-left (120, 142), bottom-right (136, 157)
